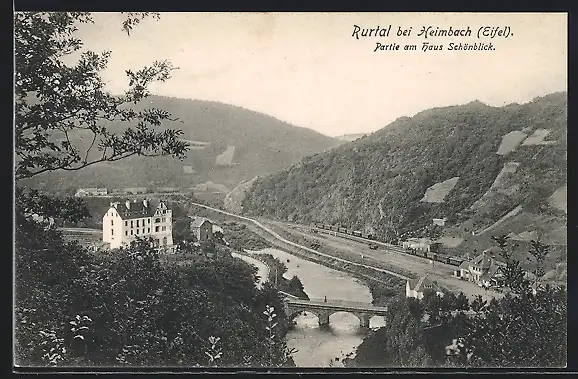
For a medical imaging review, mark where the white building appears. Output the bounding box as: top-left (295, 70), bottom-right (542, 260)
top-left (432, 218), bottom-right (447, 227)
top-left (406, 275), bottom-right (444, 300)
top-left (402, 238), bottom-right (442, 253)
top-left (454, 248), bottom-right (504, 287)
top-left (102, 198), bottom-right (174, 251)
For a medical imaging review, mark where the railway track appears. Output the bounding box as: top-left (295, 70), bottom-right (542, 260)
top-left (187, 202), bottom-right (410, 281)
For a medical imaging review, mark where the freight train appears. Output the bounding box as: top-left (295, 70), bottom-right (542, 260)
top-left (313, 223), bottom-right (377, 240)
top-left (311, 223), bottom-right (465, 268)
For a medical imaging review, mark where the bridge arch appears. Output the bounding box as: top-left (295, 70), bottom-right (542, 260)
top-left (283, 298), bottom-right (388, 329)
top-left (329, 310), bottom-right (371, 327)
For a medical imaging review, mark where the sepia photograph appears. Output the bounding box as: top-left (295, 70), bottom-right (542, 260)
top-left (14, 11), bottom-right (567, 371)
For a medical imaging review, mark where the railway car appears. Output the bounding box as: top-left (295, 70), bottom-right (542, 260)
top-left (353, 230), bottom-right (362, 237)
top-left (330, 225), bottom-right (338, 231)
top-left (338, 227), bottom-right (347, 233)
top-left (426, 252), bottom-right (437, 260)
top-left (367, 234), bottom-right (375, 240)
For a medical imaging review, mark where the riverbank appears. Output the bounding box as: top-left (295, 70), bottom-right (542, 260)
top-left (187, 203), bottom-right (405, 306)
top-left (241, 222), bottom-right (404, 306)
top-left (252, 247), bottom-right (386, 367)
top-left (246, 252), bottom-right (309, 300)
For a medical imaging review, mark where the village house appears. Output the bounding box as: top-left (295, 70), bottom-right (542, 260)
top-left (75, 188), bottom-right (108, 197)
top-left (432, 218), bottom-right (447, 227)
top-left (189, 217), bottom-right (214, 243)
top-left (405, 274), bottom-right (444, 300)
top-left (402, 237), bottom-right (442, 253)
top-left (102, 198), bottom-right (174, 251)
top-left (454, 247), bottom-right (504, 287)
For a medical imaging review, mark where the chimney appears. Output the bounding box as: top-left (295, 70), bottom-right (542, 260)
top-left (126, 200), bottom-right (130, 209)
top-left (143, 199), bottom-right (148, 208)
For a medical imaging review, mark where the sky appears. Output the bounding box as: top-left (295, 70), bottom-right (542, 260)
top-left (71, 12), bottom-right (567, 137)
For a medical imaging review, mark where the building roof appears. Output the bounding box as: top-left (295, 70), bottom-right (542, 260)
top-left (190, 216), bottom-right (212, 228)
top-left (458, 260), bottom-right (470, 270)
top-left (110, 198), bottom-right (163, 220)
top-left (408, 274), bottom-right (441, 293)
top-left (481, 264), bottom-right (502, 281)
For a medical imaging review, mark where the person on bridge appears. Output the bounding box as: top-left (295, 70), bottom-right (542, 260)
top-left (324, 296), bottom-right (327, 303)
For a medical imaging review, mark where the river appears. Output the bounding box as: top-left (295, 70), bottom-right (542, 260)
top-left (244, 247), bottom-right (386, 367)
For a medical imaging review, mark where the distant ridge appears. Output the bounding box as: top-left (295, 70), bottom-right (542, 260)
top-left (22, 96), bottom-right (342, 191)
top-left (241, 92), bottom-right (567, 269)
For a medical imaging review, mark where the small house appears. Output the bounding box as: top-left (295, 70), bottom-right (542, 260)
top-left (190, 217), bottom-right (214, 243)
top-left (433, 218), bottom-right (447, 227)
top-left (402, 238), bottom-right (441, 253)
top-left (406, 275), bottom-right (444, 300)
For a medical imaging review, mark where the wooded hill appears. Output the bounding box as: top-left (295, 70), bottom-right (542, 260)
top-left (241, 92), bottom-right (567, 269)
top-left (22, 96), bottom-right (342, 192)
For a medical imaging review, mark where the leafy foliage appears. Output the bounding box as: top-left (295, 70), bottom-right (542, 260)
top-left (14, 12), bottom-right (188, 180)
top-left (14, 12), bottom-right (296, 368)
top-left (347, 237), bottom-right (566, 368)
top-left (15, 213), bottom-right (296, 367)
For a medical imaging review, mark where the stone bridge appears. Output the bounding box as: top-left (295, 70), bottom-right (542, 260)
top-left (282, 297), bottom-right (388, 328)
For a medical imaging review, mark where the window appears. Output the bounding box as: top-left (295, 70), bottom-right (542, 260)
top-left (147, 228), bottom-right (150, 233)
top-left (130, 230), bottom-right (133, 235)
top-left (162, 217), bottom-right (166, 222)
top-left (155, 218), bottom-right (161, 223)
top-left (162, 226), bottom-right (166, 231)
top-left (111, 220), bottom-right (114, 226)
top-left (125, 221), bottom-right (128, 226)
top-left (148, 219), bottom-right (151, 224)
top-left (136, 220), bottom-right (140, 227)
top-left (125, 231), bottom-right (128, 236)
top-left (131, 220), bottom-right (133, 227)
top-left (111, 229), bottom-right (114, 235)
top-left (155, 226), bottom-right (160, 232)
top-left (136, 229), bottom-right (139, 234)
top-left (142, 228), bottom-right (145, 234)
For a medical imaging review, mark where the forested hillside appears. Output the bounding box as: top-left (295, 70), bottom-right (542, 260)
top-left (241, 93), bottom-right (567, 264)
top-left (22, 96), bottom-right (342, 191)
